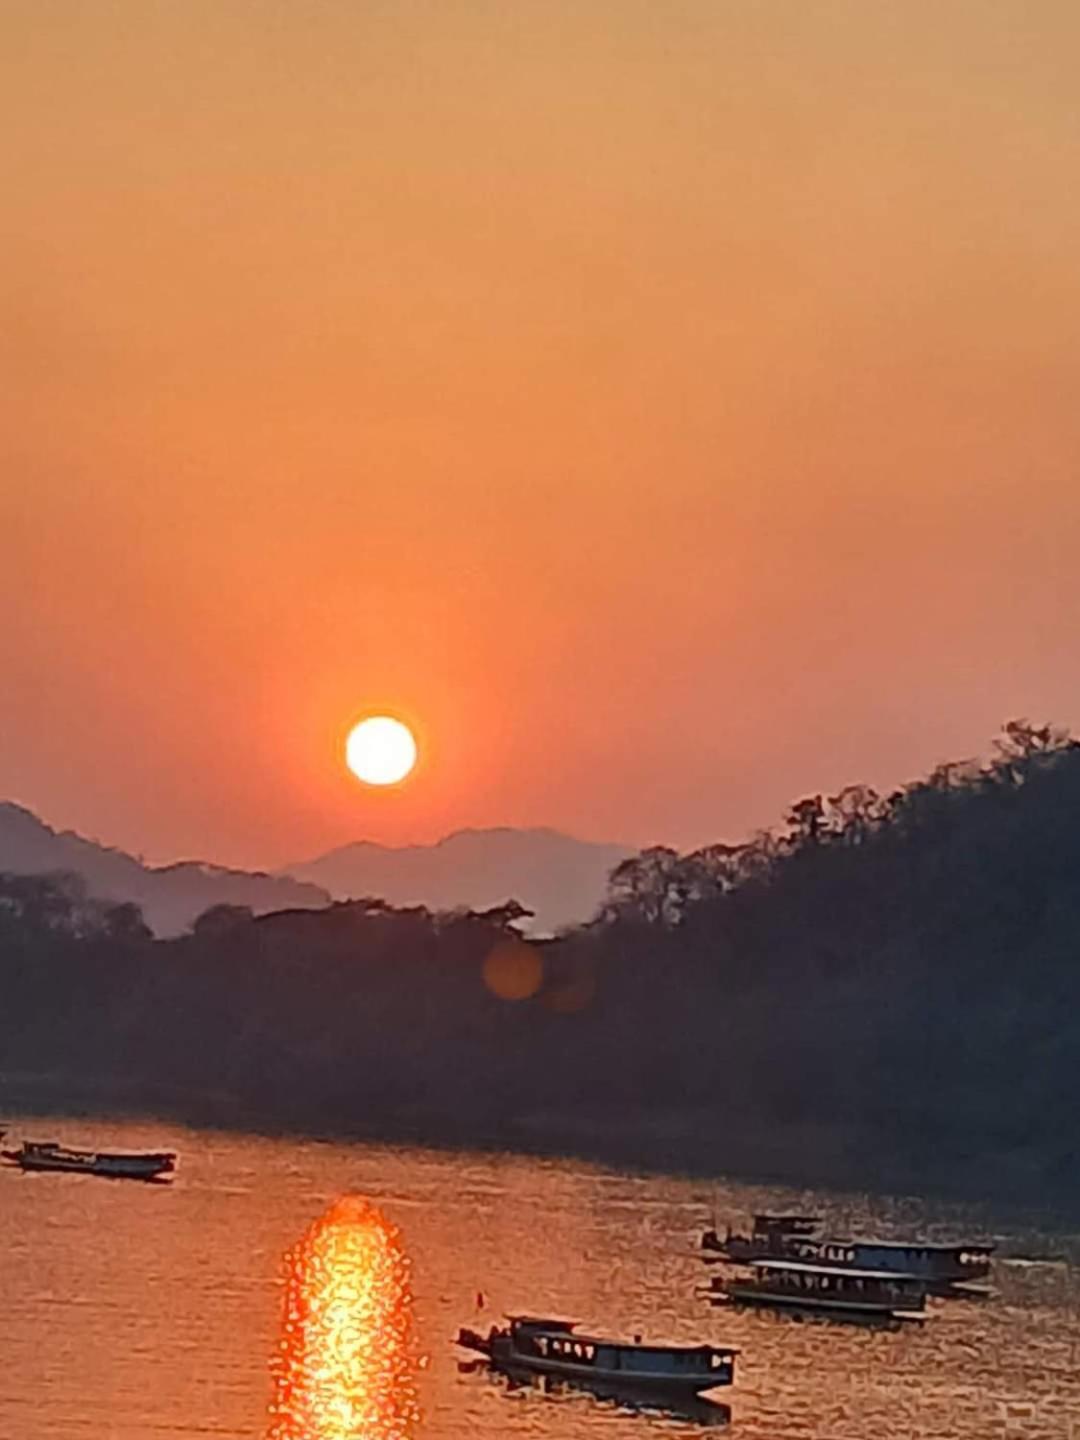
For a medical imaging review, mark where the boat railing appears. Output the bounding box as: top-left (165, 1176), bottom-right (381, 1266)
top-left (744, 1259), bottom-right (927, 1305)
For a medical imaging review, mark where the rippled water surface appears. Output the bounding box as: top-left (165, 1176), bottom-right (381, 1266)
top-left (2, 1116), bottom-right (1078, 1439)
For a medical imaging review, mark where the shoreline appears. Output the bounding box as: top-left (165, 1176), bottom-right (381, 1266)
top-left (3, 1071), bottom-right (1075, 1226)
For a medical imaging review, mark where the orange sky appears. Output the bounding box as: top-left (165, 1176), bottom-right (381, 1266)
top-left (2, 2), bottom-right (1079, 868)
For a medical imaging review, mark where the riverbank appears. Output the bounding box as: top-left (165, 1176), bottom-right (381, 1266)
top-left (3, 1071), bottom-right (1075, 1224)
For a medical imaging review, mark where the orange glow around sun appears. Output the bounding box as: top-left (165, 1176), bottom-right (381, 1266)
top-left (345, 717), bottom-right (418, 787)
top-left (268, 1197), bottom-right (419, 1440)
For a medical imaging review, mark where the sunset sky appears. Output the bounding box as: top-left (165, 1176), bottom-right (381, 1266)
top-left (3, 2), bottom-right (1079, 869)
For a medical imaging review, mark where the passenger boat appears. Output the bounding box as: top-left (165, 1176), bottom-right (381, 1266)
top-left (712, 1259), bottom-right (927, 1323)
top-left (1, 1140), bottom-right (177, 1181)
top-left (703, 1213), bottom-right (993, 1290)
top-left (457, 1315), bottom-right (737, 1396)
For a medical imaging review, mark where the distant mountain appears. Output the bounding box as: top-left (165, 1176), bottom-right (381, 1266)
top-left (284, 827), bottom-right (631, 934)
top-left (0, 802), bottom-right (330, 936)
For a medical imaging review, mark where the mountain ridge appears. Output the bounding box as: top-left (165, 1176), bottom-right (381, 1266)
top-left (0, 803), bottom-right (631, 937)
top-left (0, 801), bottom-right (330, 937)
top-left (283, 826), bottom-right (631, 933)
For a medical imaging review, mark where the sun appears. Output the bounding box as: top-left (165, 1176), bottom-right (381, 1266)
top-left (346, 716), bottom-right (418, 787)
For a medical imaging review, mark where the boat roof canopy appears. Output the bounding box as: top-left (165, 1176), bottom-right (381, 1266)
top-left (507, 1315), bottom-right (577, 1332)
top-left (750, 1258), bottom-right (925, 1282)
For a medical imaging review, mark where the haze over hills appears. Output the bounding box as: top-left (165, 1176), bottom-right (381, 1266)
top-left (0, 804), bottom-right (629, 937)
top-left (284, 827), bottom-right (632, 933)
top-left (0, 802), bottom-right (329, 937)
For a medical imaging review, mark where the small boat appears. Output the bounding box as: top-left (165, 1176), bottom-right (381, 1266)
top-left (703, 1214), bottom-right (820, 1263)
top-left (2, 1140), bottom-right (177, 1181)
top-left (703, 1213), bottom-right (993, 1291)
top-left (458, 1315), bottom-right (737, 1396)
top-left (713, 1259), bottom-right (927, 1324)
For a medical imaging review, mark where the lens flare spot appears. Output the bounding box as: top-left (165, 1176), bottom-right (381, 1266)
top-left (483, 941), bottom-right (543, 1001)
top-left (542, 968), bottom-right (598, 1014)
top-left (268, 1197), bottom-right (419, 1440)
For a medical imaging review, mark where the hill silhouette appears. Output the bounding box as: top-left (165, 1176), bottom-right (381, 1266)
top-left (0, 805), bottom-right (626, 938)
top-left (284, 827), bottom-right (630, 934)
top-left (0, 802), bottom-right (329, 935)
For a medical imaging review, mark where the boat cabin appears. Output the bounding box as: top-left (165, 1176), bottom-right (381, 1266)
top-left (721, 1259), bottom-right (927, 1319)
top-left (500, 1316), bottom-right (737, 1390)
top-left (840, 1239), bottom-right (993, 1282)
top-left (752, 1214), bottom-right (821, 1239)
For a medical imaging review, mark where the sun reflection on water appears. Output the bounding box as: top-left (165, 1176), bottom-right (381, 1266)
top-left (268, 1197), bottom-right (419, 1440)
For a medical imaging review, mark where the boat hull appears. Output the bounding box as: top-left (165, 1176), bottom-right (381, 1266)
top-left (490, 1341), bottom-right (723, 1395)
top-left (717, 1288), bottom-right (923, 1324)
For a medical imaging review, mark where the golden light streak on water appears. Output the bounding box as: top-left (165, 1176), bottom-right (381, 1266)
top-left (268, 1197), bottom-right (419, 1440)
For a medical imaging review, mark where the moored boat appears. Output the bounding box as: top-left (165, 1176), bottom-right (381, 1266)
top-left (703, 1213), bottom-right (993, 1290)
top-left (712, 1258), bottom-right (927, 1324)
top-left (703, 1214), bottom-right (820, 1264)
top-left (1, 1140), bottom-right (177, 1181)
top-left (458, 1315), bottom-right (737, 1396)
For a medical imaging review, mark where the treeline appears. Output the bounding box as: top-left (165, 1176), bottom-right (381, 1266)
top-left (584, 719), bottom-right (1080, 1196)
top-left (1, 720), bottom-right (1078, 1208)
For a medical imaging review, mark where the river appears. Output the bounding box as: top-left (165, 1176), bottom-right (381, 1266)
top-left (1, 1115), bottom-right (1077, 1438)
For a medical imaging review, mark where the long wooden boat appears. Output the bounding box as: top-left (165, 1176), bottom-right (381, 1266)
top-left (704, 1213), bottom-right (992, 1290)
top-left (713, 1259), bottom-right (927, 1323)
top-left (2, 1140), bottom-right (177, 1181)
top-left (458, 1315), bottom-right (737, 1396)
